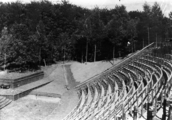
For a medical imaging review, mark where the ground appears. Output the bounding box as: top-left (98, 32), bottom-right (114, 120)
top-left (71, 59), bottom-right (121, 82)
top-left (0, 60), bottom-right (121, 120)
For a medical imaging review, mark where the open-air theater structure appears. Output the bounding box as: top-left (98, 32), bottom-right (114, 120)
top-left (62, 42), bottom-right (172, 120)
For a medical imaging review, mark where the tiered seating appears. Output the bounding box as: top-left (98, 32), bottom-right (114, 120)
top-left (106, 78), bottom-right (115, 94)
top-left (115, 72), bottom-right (130, 92)
top-left (122, 67), bottom-right (140, 90)
top-left (135, 59), bottom-right (161, 84)
top-left (65, 87), bottom-right (88, 120)
top-left (123, 67), bottom-right (137, 81)
top-left (133, 61), bottom-right (151, 78)
top-left (118, 70), bottom-right (131, 85)
top-left (80, 82), bottom-right (105, 120)
top-left (99, 80), bottom-right (108, 96)
top-left (63, 43), bottom-right (172, 120)
top-left (109, 74), bottom-right (123, 92)
top-left (141, 54), bottom-right (171, 83)
top-left (138, 57), bottom-right (161, 76)
top-left (134, 61), bottom-right (153, 78)
top-left (75, 85), bottom-right (95, 120)
top-left (129, 63), bottom-right (145, 77)
top-left (83, 80), bottom-right (118, 120)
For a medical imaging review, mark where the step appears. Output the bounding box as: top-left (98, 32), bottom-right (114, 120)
top-left (0, 96), bottom-right (6, 103)
top-left (0, 98), bottom-right (8, 106)
top-left (0, 99), bottom-right (12, 109)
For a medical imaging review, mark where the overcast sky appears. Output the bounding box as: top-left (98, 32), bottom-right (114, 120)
top-left (1, 0), bottom-right (172, 17)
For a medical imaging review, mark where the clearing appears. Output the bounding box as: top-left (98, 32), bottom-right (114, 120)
top-left (0, 59), bottom-right (121, 120)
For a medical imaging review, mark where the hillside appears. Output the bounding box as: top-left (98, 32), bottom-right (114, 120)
top-left (71, 59), bottom-right (121, 83)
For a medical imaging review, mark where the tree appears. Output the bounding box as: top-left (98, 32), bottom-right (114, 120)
top-left (106, 5), bottom-right (133, 57)
top-left (0, 27), bottom-right (12, 69)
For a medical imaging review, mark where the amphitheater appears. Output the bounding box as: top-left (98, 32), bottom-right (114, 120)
top-left (1, 42), bottom-right (172, 120)
top-left (63, 42), bottom-right (172, 120)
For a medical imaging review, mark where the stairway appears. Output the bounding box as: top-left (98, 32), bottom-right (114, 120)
top-left (0, 96), bottom-right (12, 109)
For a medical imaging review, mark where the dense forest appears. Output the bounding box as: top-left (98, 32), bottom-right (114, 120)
top-left (0, 0), bottom-right (172, 71)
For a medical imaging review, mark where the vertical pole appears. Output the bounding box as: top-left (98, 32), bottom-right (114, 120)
top-left (113, 46), bottom-right (115, 64)
top-left (94, 44), bottom-right (96, 62)
top-left (141, 94), bottom-right (143, 117)
top-left (154, 97), bottom-right (157, 116)
top-left (81, 52), bottom-right (83, 63)
top-left (43, 59), bottom-right (46, 66)
top-left (147, 86), bottom-right (150, 120)
top-left (63, 46), bottom-right (65, 64)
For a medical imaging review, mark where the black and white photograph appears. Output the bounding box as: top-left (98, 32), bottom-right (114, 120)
top-left (0, 0), bottom-right (172, 119)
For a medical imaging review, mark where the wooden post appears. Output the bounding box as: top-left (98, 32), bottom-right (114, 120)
top-left (147, 90), bottom-right (150, 120)
top-left (154, 97), bottom-right (157, 117)
top-left (168, 105), bottom-right (172, 120)
top-left (133, 106), bottom-right (137, 120)
top-left (122, 104), bottom-right (126, 120)
top-left (4, 53), bottom-right (6, 70)
top-left (43, 59), bottom-right (46, 66)
top-left (162, 98), bottom-right (167, 120)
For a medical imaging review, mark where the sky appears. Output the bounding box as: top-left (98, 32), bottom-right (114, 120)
top-left (1, 0), bottom-right (172, 17)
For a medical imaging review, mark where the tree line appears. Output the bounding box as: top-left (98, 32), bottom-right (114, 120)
top-left (0, 0), bottom-right (172, 71)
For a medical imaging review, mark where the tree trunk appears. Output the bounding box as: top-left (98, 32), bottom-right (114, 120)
top-left (168, 105), bottom-right (172, 120)
top-left (4, 53), bottom-right (6, 70)
top-left (81, 52), bottom-right (83, 63)
top-left (156, 33), bottom-right (158, 48)
top-left (94, 44), bottom-right (96, 62)
top-left (113, 46), bottom-right (115, 63)
top-left (39, 48), bottom-right (41, 65)
top-left (85, 39), bottom-right (88, 63)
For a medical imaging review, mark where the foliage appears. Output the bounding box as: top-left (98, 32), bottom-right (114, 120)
top-left (0, 0), bottom-right (171, 70)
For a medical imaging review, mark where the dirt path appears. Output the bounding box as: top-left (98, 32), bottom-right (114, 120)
top-left (32, 64), bottom-right (67, 96)
top-left (64, 64), bottom-right (80, 89)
